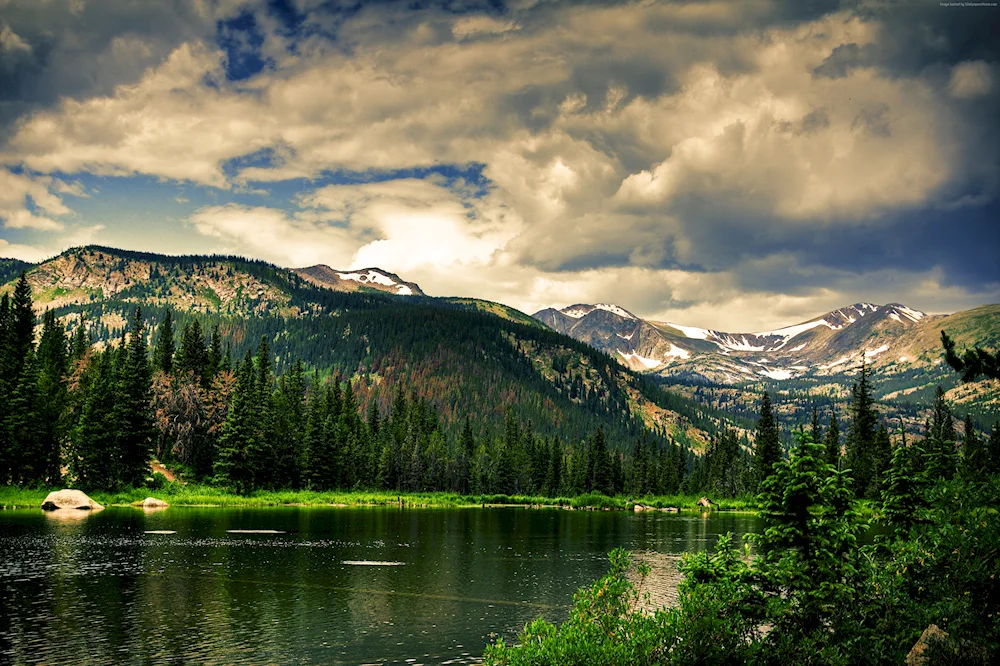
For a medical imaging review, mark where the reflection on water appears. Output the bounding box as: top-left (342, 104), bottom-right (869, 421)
top-left (0, 506), bottom-right (760, 665)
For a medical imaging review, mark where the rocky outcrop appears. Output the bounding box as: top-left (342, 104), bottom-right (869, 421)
top-left (41, 489), bottom-right (103, 511)
top-left (142, 497), bottom-right (169, 509)
top-left (906, 624), bottom-right (948, 666)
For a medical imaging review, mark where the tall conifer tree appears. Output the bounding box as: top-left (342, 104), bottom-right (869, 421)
top-left (753, 392), bottom-right (782, 490)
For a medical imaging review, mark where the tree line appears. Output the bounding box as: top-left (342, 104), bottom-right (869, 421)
top-left (3, 270), bottom-right (997, 499)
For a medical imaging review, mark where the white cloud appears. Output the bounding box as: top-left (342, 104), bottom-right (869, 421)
top-left (0, 169), bottom-right (71, 231)
top-left (0, 238), bottom-right (49, 263)
top-left (1, 1), bottom-right (995, 329)
top-left (189, 204), bottom-right (361, 268)
top-left (949, 60), bottom-right (993, 99)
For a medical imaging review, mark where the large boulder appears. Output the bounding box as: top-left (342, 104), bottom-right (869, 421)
top-left (697, 497), bottom-right (718, 509)
top-left (906, 624), bottom-right (949, 666)
top-left (41, 489), bottom-right (104, 511)
top-left (142, 497), bottom-right (169, 509)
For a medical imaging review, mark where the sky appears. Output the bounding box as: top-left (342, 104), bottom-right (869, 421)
top-left (0, 0), bottom-right (998, 332)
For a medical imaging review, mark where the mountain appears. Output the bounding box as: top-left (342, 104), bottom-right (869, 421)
top-left (534, 301), bottom-right (1000, 420)
top-left (294, 264), bottom-right (424, 296)
top-left (0, 257), bottom-right (33, 284)
top-left (0, 245), bottom-right (726, 451)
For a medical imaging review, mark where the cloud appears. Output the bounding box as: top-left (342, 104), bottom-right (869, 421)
top-left (189, 203), bottom-right (361, 267)
top-left (949, 61), bottom-right (993, 99)
top-left (0, 169), bottom-right (71, 231)
top-left (1, 0), bottom-right (997, 329)
top-left (189, 177), bottom-right (522, 282)
top-left (0, 238), bottom-right (49, 263)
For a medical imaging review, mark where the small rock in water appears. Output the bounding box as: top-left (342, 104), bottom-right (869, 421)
top-left (144, 530), bottom-right (177, 535)
top-left (226, 529), bottom-right (286, 534)
top-left (142, 497), bottom-right (169, 509)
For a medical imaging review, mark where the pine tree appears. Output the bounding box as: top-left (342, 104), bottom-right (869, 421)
top-left (961, 414), bottom-right (983, 481)
top-left (36, 310), bottom-right (68, 483)
top-left (175, 320), bottom-right (207, 381)
top-left (590, 426), bottom-right (611, 495)
top-left (811, 406), bottom-right (822, 444)
top-left (753, 392), bottom-right (782, 490)
top-left (845, 358), bottom-right (879, 497)
top-left (755, 430), bottom-right (859, 634)
top-left (70, 348), bottom-right (118, 489)
top-left (458, 416), bottom-right (475, 494)
top-left (70, 316), bottom-right (90, 361)
top-left (115, 307), bottom-right (155, 487)
top-left (824, 411), bottom-right (841, 469)
top-left (215, 350), bottom-right (257, 494)
top-left (2, 273), bottom-right (41, 484)
top-left (868, 423), bottom-right (892, 499)
top-left (881, 430), bottom-right (928, 535)
top-left (152, 310), bottom-right (175, 374)
top-left (206, 324), bottom-right (222, 382)
top-left (926, 386), bottom-right (958, 481)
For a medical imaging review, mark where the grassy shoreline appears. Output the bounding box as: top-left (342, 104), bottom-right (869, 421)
top-left (0, 485), bottom-right (759, 512)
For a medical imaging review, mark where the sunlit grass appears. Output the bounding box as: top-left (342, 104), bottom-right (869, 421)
top-left (0, 484), bottom-right (763, 511)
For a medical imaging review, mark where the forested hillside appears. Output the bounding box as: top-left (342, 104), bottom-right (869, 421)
top-left (0, 247), bottom-right (744, 496)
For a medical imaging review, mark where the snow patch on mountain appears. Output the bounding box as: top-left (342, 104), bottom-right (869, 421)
top-left (716, 335), bottom-right (766, 352)
top-left (666, 323), bottom-right (712, 340)
top-left (755, 318), bottom-right (832, 338)
top-left (559, 303), bottom-right (637, 320)
top-left (338, 269), bottom-right (397, 287)
top-left (759, 368), bottom-right (795, 380)
top-left (663, 344), bottom-right (690, 360)
top-left (864, 345), bottom-right (889, 358)
top-left (617, 351), bottom-right (662, 369)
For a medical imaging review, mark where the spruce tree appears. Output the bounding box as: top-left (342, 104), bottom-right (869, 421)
top-left (926, 386), bottom-right (957, 481)
top-left (824, 411), bottom-right (841, 469)
top-left (152, 310), bottom-right (175, 375)
top-left (881, 431), bottom-right (928, 535)
top-left (590, 426), bottom-right (611, 495)
top-left (845, 359), bottom-right (878, 497)
top-left (868, 423), bottom-right (892, 499)
top-left (215, 350), bottom-right (257, 494)
top-left (36, 310), bottom-right (68, 483)
top-left (175, 320), bottom-right (207, 380)
top-left (70, 348), bottom-right (118, 489)
top-left (115, 307), bottom-right (155, 487)
top-left (753, 392), bottom-right (782, 490)
top-left (811, 406), bottom-right (822, 444)
top-left (70, 316), bottom-right (90, 361)
top-left (961, 414), bottom-right (983, 481)
top-left (755, 430), bottom-right (860, 635)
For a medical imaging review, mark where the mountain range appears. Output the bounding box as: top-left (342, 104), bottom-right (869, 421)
top-left (2, 246), bottom-right (997, 439)
top-left (0, 246), bottom-right (723, 451)
top-left (534, 300), bottom-right (1000, 422)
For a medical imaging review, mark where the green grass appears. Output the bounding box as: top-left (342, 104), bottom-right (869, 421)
top-left (0, 485), bottom-right (762, 512)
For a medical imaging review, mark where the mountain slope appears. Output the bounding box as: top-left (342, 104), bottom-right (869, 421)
top-left (0, 246), bottom-right (724, 452)
top-left (534, 301), bottom-right (1000, 420)
top-left (294, 264), bottom-right (424, 296)
top-left (0, 257), bottom-right (34, 285)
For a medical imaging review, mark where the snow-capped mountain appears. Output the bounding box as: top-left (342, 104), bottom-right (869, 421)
top-left (534, 301), bottom-right (997, 386)
top-left (294, 265), bottom-right (424, 296)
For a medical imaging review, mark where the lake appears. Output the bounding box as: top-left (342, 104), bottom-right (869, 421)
top-left (0, 506), bottom-right (760, 665)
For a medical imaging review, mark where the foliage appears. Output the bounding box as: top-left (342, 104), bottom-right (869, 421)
top-left (942, 330), bottom-right (1000, 381)
top-left (488, 421), bottom-right (1000, 665)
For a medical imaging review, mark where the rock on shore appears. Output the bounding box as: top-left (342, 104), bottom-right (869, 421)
top-left (142, 497), bottom-right (169, 509)
top-left (41, 489), bottom-right (104, 511)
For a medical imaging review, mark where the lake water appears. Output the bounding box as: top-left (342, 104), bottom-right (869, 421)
top-left (0, 506), bottom-right (760, 665)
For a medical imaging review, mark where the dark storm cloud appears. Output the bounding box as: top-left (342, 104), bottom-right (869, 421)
top-left (0, 0), bottom-right (225, 140)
